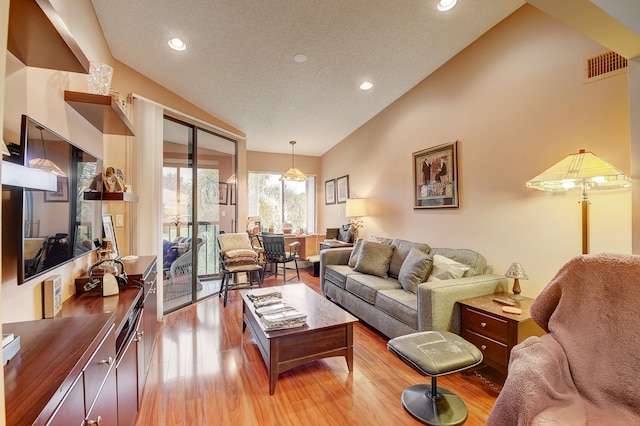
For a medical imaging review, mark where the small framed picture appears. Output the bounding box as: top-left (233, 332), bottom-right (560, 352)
top-left (336, 175), bottom-right (349, 204)
top-left (219, 182), bottom-right (228, 205)
top-left (413, 141), bottom-right (459, 209)
top-left (44, 176), bottom-right (69, 202)
top-left (325, 179), bottom-right (336, 205)
top-left (102, 214), bottom-right (120, 259)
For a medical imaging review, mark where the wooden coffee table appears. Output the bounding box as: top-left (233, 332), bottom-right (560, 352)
top-left (240, 283), bottom-right (358, 394)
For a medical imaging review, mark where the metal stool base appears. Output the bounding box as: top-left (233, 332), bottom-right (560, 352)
top-left (401, 384), bottom-right (468, 426)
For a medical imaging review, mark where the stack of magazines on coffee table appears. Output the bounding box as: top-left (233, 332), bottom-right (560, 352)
top-left (247, 288), bottom-right (307, 330)
top-left (247, 288), bottom-right (283, 307)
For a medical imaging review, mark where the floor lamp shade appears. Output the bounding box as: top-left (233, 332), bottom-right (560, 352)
top-left (526, 149), bottom-right (630, 254)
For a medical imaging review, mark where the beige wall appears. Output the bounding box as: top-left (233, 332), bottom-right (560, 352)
top-left (320, 5), bottom-right (631, 298)
top-left (1, 0), bottom-right (244, 322)
top-left (247, 150), bottom-right (321, 176)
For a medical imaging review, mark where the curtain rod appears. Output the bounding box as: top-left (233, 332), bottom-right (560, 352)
top-left (130, 92), bottom-right (246, 141)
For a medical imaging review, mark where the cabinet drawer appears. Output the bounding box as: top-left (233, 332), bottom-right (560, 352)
top-left (83, 327), bottom-right (116, 410)
top-left (464, 330), bottom-right (509, 369)
top-left (462, 307), bottom-right (508, 343)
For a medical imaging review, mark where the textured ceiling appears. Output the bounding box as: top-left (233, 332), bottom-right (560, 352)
top-left (90, 0), bottom-right (524, 156)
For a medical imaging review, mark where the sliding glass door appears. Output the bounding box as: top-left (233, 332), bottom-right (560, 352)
top-left (162, 117), bottom-right (237, 313)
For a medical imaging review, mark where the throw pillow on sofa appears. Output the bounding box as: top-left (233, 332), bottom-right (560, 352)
top-left (348, 239), bottom-right (365, 267)
top-left (427, 254), bottom-right (470, 281)
top-left (398, 247), bottom-right (433, 293)
top-left (354, 240), bottom-right (395, 278)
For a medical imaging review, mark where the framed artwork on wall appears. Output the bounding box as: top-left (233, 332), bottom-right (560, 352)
top-left (325, 179), bottom-right (336, 205)
top-left (336, 175), bottom-right (349, 204)
top-left (44, 176), bottom-right (69, 202)
top-left (219, 182), bottom-right (228, 205)
top-left (413, 141), bottom-right (459, 209)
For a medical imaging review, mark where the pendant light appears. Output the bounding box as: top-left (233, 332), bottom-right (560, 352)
top-left (280, 140), bottom-right (307, 182)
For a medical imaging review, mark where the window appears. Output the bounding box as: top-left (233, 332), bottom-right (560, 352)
top-left (248, 172), bottom-right (316, 233)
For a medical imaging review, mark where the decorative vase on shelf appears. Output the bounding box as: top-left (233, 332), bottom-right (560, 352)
top-left (87, 62), bottom-right (113, 96)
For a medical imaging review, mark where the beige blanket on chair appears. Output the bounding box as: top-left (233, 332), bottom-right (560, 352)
top-left (486, 253), bottom-right (640, 426)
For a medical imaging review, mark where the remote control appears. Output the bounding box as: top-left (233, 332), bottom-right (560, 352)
top-left (493, 297), bottom-right (516, 306)
top-left (502, 306), bottom-right (523, 314)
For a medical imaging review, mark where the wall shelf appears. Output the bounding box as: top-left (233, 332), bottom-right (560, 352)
top-left (64, 91), bottom-right (135, 136)
top-left (84, 191), bottom-right (139, 202)
top-left (8, 0), bottom-right (90, 73)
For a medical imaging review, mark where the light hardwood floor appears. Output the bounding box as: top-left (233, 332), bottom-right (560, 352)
top-left (136, 267), bottom-right (501, 425)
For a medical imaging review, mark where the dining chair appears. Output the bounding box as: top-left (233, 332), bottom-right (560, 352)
top-left (260, 233), bottom-right (300, 282)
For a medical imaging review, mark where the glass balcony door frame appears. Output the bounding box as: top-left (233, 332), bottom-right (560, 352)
top-left (162, 115), bottom-right (237, 314)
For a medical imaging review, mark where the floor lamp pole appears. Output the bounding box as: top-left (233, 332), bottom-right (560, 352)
top-left (581, 183), bottom-right (589, 255)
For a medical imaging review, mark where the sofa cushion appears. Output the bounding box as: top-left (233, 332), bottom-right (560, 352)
top-left (389, 239), bottom-right (432, 278)
top-left (324, 264), bottom-right (359, 290)
top-left (369, 235), bottom-right (394, 245)
top-left (429, 248), bottom-right (487, 276)
top-left (398, 248), bottom-right (433, 293)
top-left (345, 274), bottom-right (402, 304)
top-left (348, 238), bottom-right (365, 267)
top-left (354, 240), bottom-right (395, 278)
top-left (427, 254), bottom-right (470, 281)
top-left (376, 289), bottom-right (419, 329)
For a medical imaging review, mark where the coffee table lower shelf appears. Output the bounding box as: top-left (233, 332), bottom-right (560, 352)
top-left (241, 284), bottom-right (358, 394)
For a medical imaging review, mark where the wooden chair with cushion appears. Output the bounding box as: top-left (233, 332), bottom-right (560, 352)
top-left (218, 233), bottom-right (263, 307)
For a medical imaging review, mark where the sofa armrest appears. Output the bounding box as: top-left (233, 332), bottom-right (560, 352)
top-left (319, 247), bottom-right (353, 290)
top-left (416, 274), bottom-right (508, 334)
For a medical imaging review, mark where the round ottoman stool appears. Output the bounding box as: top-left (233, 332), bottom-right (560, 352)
top-left (387, 331), bottom-right (483, 426)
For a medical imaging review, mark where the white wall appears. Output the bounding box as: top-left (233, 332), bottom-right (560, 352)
top-left (320, 5), bottom-right (631, 298)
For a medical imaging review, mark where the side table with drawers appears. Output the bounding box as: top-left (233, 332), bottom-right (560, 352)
top-left (458, 292), bottom-right (545, 380)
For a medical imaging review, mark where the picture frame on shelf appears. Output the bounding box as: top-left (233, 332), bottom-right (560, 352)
top-left (44, 176), bottom-right (69, 202)
top-left (325, 179), bottom-right (336, 205)
top-left (102, 214), bottom-right (120, 259)
top-left (336, 175), bottom-right (349, 204)
top-left (219, 182), bottom-right (228, 205)
top-left (412, 141), bottom-right (459, 209)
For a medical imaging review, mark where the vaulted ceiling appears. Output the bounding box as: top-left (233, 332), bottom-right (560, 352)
top-left (90, 0), bottom-right (640, 156)
top-left (90, 0), bottom-right (524, 155)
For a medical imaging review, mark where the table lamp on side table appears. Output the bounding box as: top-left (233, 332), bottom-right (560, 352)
top-left (505, 262), bottom-right (528, 300)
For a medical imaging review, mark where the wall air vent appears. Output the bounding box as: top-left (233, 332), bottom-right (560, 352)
top-left (585, 51), bottom-right (628, 82)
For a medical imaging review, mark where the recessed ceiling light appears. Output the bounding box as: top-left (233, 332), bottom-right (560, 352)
top-left (294, 53), bottom-right (307, 63)
top-left (437, 0), bottom-right (457, 12)
top-left (360, 81), bottom-right (373, 91)
top-left (168, 38), bottom-right (186, 51)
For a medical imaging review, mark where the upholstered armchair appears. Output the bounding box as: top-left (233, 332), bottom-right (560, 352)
top-left (487, 253), bottom-right (640, 425)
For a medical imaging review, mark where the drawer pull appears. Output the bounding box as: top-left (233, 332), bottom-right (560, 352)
top-left (86, 415), bottom-right (102, 425)
top-left (480, 322), bottom-right (487, 328)
top-left (481, 345), bottom-right (487, 351)
top-left (98, 357), bottom-right (113, 366)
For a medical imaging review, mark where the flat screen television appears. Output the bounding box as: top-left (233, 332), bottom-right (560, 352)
top-left (2, 115), bottom-right (103, 284)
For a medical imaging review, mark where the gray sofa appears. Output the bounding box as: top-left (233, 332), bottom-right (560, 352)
top-left (320, 237), bottom-right (507, 339)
